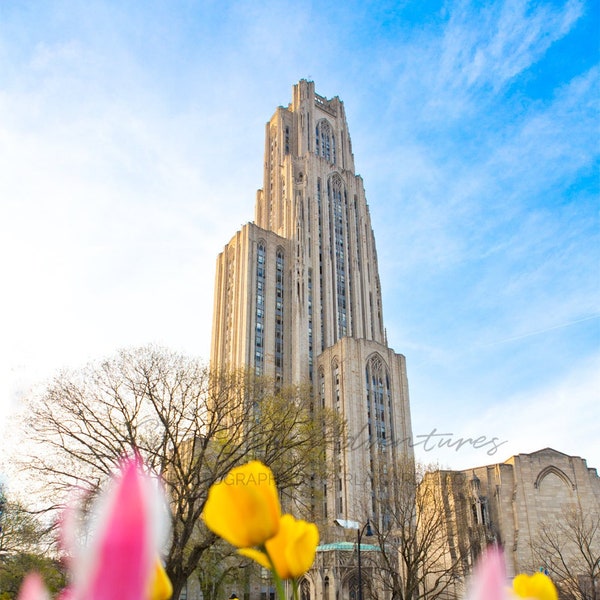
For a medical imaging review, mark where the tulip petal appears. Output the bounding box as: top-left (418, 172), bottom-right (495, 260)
top-left (64, 455), bottom-right (171, 600)
top-left (238, 547), bottom-right (272, 571)
top-left (465, 546), bottom-right (508, 600)
top-left (148, 559), bottom-right (173, 600)
top-left (203, 461), bottom-right (281, 548)
top-left (513, 573), bottom-right (558, 600)
top-left (17, 573), bottom-right (50, 600)
top-left (82, 457), bottom-right (152, 599)
top-left (264, 514), bottom-right (319, 580)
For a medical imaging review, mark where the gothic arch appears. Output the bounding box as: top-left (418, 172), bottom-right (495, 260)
top-left (299, 575), bottom-right (314, 600)
top-left (328, 172), bottom-right (345, 194)
top-left (365, 352), bottom-right (389, 376)
top-left (535, 465), bottom-right (576, 491)
top-left (365, 353), bottom-right (392, 448)
top-left (342, 569), bottom-right (373, 600)
top-left (315, 119), bottom-right (336, 164)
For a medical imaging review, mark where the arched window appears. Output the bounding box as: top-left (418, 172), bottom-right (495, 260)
top-left (300, 578), bottom-right (311, 600)
top-left (365, 354), bottom-right (392, 447)
top-left (347, 572), bottom-right (359, 600)
top-left (315, 119), bottom-right (336, 164)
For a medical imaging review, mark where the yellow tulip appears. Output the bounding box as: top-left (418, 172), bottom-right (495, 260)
top-left (513, 572), bottom-right (558, 600)
top-left (203, 461), bottom-right (281, 548)
top-left (239, 514), bottom-right (319, 580)
top-left (148, 559), bottom-right (173, 600)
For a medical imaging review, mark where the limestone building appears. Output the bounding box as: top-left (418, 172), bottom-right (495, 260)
top-left (210, 80), bottom-right (414, 595)
top-left (426, 448), bottom-right (600, 599)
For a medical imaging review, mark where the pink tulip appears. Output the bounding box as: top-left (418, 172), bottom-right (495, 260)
top-left (17, 573), bottom-right (50, 600)
top-left (465, 546), bottom-right (509, 600)
top-left (18, 455), bottom-right (171, 600)
top-left (73, 456), bottom-right (159, 599)
top-left (465, 546), bottom-right (559, 600)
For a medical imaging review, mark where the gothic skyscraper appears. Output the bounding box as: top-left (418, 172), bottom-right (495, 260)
top-left (211, 80), bottom-right (413, 527)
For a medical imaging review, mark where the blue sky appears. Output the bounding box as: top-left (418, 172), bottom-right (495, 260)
top-left (1, 0), bottom-right (598, 474)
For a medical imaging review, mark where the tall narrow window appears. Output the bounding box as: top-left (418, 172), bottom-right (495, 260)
top-left (255, 243), bottom-right (266, 374)
top-left (320, 368), bottom-right (327, 518)
top-left (329, 175), bottom-right (348, 340)
top-left (365, 354), bottom-right (393, 523)
top-left (274, 249), bottom-right (285, 383)
top-left (332, 360), bottom-right (342, 516)
top-left (365, 354), bottom-right (391, 447)
top-left (308, 268), bottom-right (313, 381)
top-left (317, 179), bottom-right (325, 351)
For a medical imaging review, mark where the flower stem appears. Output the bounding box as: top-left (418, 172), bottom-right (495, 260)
top-left (263, 546), bottom-right (286, 600)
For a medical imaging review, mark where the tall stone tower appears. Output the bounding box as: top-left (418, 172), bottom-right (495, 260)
top-left (211, 80), bottom-right (413, 530)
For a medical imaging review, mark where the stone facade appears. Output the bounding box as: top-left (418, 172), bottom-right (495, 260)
top-left (427, 448), bottom-right (600, 598)
top-left (209, 80), bottom-right (414, 599)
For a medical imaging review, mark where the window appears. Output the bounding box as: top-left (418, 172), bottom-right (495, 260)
top-left (329, 175), bottom-right (348, 339)
top-left (317, 179), bottom-right (325, 350)
top-left (254, 242), bottom-right (266, 374)
top-left (308, 268), bottom-right (313, 380)
top-left (274, 249), bottom-right (285, 381)
top-left (315, 120), bottom-right (335, 164)
top-left (365, 354), bottom-right (392, 448)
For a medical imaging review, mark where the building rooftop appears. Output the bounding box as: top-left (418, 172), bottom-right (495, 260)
top-left (317, 542), bottom-right (379, 552)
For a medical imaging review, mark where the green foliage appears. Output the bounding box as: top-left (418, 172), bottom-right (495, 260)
top-left (0, 487), bottom-right (49, 556)
top-left (0, 553), bottom-right (67, 598)
top-left (195, 540), bottom-right (248, 600)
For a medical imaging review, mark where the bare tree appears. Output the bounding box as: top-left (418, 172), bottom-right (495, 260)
top-left (366, 458), bottom-right (480, 600)
top-left (17, 346), bottom-right (340, 599)
top-left (529, 506), bottom-right (600, 600)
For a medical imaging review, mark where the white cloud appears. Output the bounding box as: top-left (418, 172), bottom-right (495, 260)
top-left (433, 0), bottom-right (584, 107)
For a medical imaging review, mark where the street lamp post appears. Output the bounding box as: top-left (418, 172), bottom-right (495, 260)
top-left (335, 519), bottom-right (374, 600)
top-left (357, 520), bottom-right (373, 600)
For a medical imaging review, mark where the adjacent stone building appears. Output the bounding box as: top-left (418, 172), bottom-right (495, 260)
top-left (426, 448), bottom-right (600, 599)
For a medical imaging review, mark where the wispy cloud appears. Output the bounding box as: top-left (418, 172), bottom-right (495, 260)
top-left (436, 0), bottom-right (584, 95)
